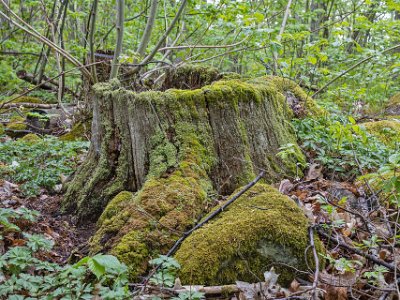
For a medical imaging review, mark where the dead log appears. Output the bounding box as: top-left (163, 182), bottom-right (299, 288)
top-left (1, 102), bottom-right (74, 109)
top-left (16, 70), bottom-right (78, 97)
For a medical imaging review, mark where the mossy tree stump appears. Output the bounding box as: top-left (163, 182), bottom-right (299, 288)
top-left (62, 74), bottom-right (320, 280)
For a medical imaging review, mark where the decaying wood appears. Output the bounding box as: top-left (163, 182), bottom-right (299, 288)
top-left (1, 102), bottom-right (74, 109)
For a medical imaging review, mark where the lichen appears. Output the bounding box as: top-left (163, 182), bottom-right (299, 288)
top-left (361, 120), bottom-right (400, 148)
top-left (174, 183), bottom-right (324, 286)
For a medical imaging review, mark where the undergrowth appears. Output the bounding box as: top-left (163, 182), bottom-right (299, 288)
top-left (0, 206), bottom-right (131, 299)
top-left (293, 114), bottom-right (397, 180)
top-left (0, 136), bottom-right (89, 196)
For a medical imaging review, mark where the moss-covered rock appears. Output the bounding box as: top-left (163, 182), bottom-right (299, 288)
top-left (59, 122), bottom-right (89, 141)
top-left (361, 120), bottom-right (400, 147)
top-left (174, 183), bottom-right (323, 286)
top-left (6, 116), bottom-right (27, 137)
top-left (0, 123), bottom-right (4, 135)
top-left (385, 92), bottom-right (400, 116)
top-left (19, 133), bottom-right (41, 143)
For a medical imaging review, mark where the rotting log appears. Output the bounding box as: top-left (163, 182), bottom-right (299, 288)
top-left (62, 74), bottom-right (322, 279)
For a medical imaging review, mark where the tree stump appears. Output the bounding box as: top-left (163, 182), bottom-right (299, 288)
top-left (62, 74), bottom-right (322, 279)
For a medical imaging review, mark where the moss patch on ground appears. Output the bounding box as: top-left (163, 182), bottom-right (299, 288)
top-left (19, 133), bottom-right (41, 143)
top-left (174, 183), bottom-right (324, 286)
top-left (6, 116), bottom-right (27, 136)
top-left (362, 120), bottom-right (400, 148)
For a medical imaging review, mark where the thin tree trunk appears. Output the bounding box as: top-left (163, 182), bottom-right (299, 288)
top-left (110, 0), bottom-right (124, 79)
top-left (273, 0), bottom-right (293, 74)
top-left (137, 0), bottom-right (158, 56)
top-left (89, 0), bottom-right (99, 83)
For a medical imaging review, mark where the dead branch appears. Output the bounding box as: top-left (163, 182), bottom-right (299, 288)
top-left (308, 227), bottom-right (320, 300)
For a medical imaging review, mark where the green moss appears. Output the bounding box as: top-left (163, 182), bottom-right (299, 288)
top-left (90, 125), bottom-right (214, 280)
top-left (362, 120), bottom-right (400, 147)
top-left (265, 76), bottom-right (325, 117)
top-left (385, 93), bottom-right (400, 116)
top-left (6, 116), bottom-right (27, 134)
top-left (0, 123), bottom-right (4, 135)
top-left (97, 191), bottom-right (134, 225)
top-left (3, 96), bottom-right (44, 104)
top-left (174, 183), bottom-right (324, 286)
top-left (59, 122), bottom-right (89, 141)
top-left (19, 133), bottom-right (41, 143)
top-left (80, 74), bottom-right (311, 283)
top-left (388, 92), bottom-right (400, 106)
top-left (163, 65), bottom-right (221, 90)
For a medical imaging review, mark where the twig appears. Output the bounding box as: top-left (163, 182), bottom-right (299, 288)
top-left (0, 60), bottom-right (109, 109)
top-left (312, 43), bottom-right (400, 97)
top-left (308, 227), bottom-right (320, 300)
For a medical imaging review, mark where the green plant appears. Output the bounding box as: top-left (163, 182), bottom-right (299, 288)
top-left (293, 115), bottom-right (394, 179)
top-left (0, 206), bottom-right (131, 299)
top-left (0, 136), bottom-right (88, 196)
top-left (323, 254), bottom-right (362, 274)
top-left (171, 290), bottom-right (206, 300)
top-left (149, 255), bottom-right (181, 288)
top-left (364, 265), bottom-right (389, 286)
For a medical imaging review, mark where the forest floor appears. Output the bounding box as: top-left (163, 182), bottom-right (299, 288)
top-left (0, 179), bottom-right (94, 265)
top-left (1, 107), bottom-right (399, 299)
top-left (1, 154), bottom-right (398, 299)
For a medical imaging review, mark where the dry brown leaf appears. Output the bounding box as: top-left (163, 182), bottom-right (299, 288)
top-left (306, 163), bottom-right (323, 181)
top-left (289, 279), bottom-right (300, 292)
top-left (325, 285), bottom-right (348, 300)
